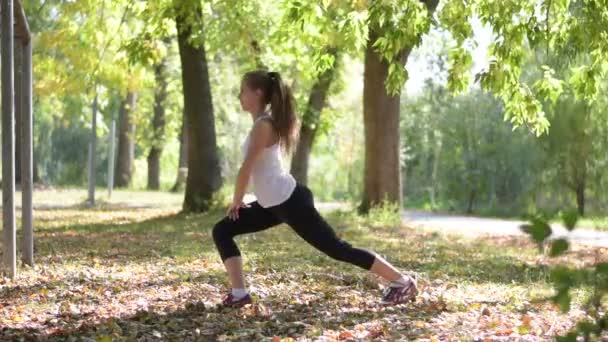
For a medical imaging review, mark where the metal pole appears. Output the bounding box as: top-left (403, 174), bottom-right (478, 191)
top-left (21, 39), bottom-right (33, 266)
top-left (88, 93), bottom-right (98, 205)
top-left (2, 0), bottom-right (17, 277)
top-left (108, 119), bottom-right (116, 198)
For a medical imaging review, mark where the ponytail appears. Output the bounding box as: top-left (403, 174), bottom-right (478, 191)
top-left (243, 70), bottom-right (299, 155)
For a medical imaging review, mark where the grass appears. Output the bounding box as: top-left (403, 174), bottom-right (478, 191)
top-left (0, 191), bottom-right (604, 341)
top-left (576, 216), bottom-right (608, 231)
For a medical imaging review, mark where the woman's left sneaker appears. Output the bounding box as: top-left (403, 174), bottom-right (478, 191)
top-left (380, 279), bottom-right (418, 305)
top-left (220, 293), bottom-right (253, 308)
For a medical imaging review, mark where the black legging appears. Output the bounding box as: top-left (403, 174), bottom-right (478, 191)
top-left (212, 182), bottom-right (376, 270)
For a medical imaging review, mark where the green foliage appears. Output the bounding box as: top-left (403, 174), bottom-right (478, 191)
top-left (549, 238), bottom-right (569, 257)
top-left (522, 210), bottom-right (608, 339)
top-left (404, 36), bottom-right (608, 217)
top-left (402, 86), bottom-right (544, 215)
top-left (533, 66), bottom-right (565, 104)
top-left (437, 0), bottom-right (608, 135)
top-left (519, 216), bottom-right (552, 249)
top-left (561, 210), bottom-right (579, 231)
top-left (365, 198), bottom-right (402, 229)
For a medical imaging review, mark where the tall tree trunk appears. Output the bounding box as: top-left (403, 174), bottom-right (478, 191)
top-left (571, 103), bottom-right (590, 216)
top-left (171, 115), bottom-right (188, 192)
top-left (175, 2), bottom-right (222, 212)
top-left (290, 48), bottom-right (339, 185)
top-left (114, 91), bottom-right (137, 188)
top-left (33, 153), bottom-right (40, 183)
top-left (147, 50), bottom-right (169, 190)
top-left (359, 0), bottom-right (439, 214)
top-left (430, 132), bottom-right (442, 209)
top-left (359, 29), bottom-right (407, 213)
top-left (575, 181), bottom-right (585, 216)
top-left (466, 189), bottom-right (476, 214)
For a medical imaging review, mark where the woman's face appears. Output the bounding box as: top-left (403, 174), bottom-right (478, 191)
top-left (239, 80), bottom-right (264, 113)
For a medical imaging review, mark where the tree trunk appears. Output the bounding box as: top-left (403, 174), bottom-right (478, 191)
top-left (358, 0), bottom-right (439, 214)
top-left (147, 50), bottom-right (169, 190)
top-left (430, 132), bottom-right (442, 209)
top-left (359, 30), bottom-right (406, 213)
top-left (575, 182), bottom-right (585, 216)
top-left (114, 91), bottom-right (137, 188)
top-left (170, 115), bottom-right (188, 192)
top-left (175, 2), bottom-right (222, 212)
top-left (466, 189), bottom-right (476, 214)
top-left (290, 48), bottom-right (339, 185)
top-left (33, 153), bottom-right (40, 183)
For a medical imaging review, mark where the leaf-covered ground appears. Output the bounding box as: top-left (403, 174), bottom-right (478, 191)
top-left (0, 194), bottom-right (604, 341)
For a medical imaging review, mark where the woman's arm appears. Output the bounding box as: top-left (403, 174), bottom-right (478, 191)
top-left (227, 120), bottom-right (274, 219)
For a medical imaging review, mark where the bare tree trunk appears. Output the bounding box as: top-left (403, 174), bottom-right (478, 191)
top-left (290, 48), bottom-right (339, 185)
top-left (114, 91), bottom-right (137, 188)
top-left (466, 189), bottom-right (476, 214)
top-left (147, 49), bottom-right (169, 190)
top-left (575, 181), bottom-right (585, 216)
top-left (175, 1), bottom-right (222, 212)
top-left (359, 29), bottom-right (406, 213)
top-left (430, 133), bottom-right (442, 209)
top-left (171, 115), bottom-right (188, 192)
top-left (359, 0), bottom-right (439, 214)
top-left (33, 153), bottom-right (40, 183)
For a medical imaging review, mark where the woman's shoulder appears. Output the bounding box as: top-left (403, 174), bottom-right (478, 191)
top-left (253, 115), bottom-right (274, 128)
top-left (250, 117), bottom-right (275, 136)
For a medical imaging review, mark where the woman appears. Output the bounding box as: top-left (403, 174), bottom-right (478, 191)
top-left (212, 69), bottom-right (417, 308)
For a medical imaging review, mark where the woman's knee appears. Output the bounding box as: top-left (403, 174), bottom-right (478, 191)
top-left (212, 219), bottom-right (231, 243)
top-left (324, 239), bottom-right (355, 261)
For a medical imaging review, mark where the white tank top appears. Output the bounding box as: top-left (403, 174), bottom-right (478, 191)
top-left (240, 113), bottom-right (297, 208)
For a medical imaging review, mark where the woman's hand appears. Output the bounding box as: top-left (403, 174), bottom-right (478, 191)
top-left (226, 200), bottom-right (250, 221)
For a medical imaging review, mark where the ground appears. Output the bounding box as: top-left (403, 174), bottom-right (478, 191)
top-left (0, 189), bottom-right (604, 341)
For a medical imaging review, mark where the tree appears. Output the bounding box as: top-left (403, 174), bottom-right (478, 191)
top-left (114, 91), bottom-right (137, 188)
top-left (288, 0), bottom-right (608, 213)
top-left (174, 0), bottom-right (222, 212)
top-left (28, 0), bottom-right (143, 188)
top-left (290, 47), bottom-right (340, 185)
top-left (147, 40), bottom-right (170, 190)
top-left (359, 0), bottom-right (440, 212)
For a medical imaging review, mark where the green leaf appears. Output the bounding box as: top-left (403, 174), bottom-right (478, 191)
top-left (556, 332), bottom-right (578, 342)
top-left (553, 288), bottom-right (571, 312)
top-left (520, 216), bottom-right (552, 245)
top-left (551, 267), bottom-right (575, 289)
top-left (596, 263), bottom-right (608, 274)
top-left (561, 210), bottom-right (578, 231)
top-left (549, 238), bottom-right (569, 257)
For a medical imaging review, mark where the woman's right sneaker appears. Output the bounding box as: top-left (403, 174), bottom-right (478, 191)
top-left (220, 292), bottom-right (253, 308)
top-left (380, 279), bottom-right (418, 305)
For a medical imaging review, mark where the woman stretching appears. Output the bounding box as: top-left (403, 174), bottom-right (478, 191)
top-left (212, 70), bottom-right (418, 308)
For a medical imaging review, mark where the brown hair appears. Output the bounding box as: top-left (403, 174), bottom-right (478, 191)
top-left (242, 70), bottom-right (300, 155)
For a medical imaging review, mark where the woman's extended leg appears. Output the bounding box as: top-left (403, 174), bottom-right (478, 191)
top-left (270, 184), bottom-right (417, 304)
top-left (369, 254), bottom-right (409, 283)
top-left (212, 200), bottom-right (282, 305)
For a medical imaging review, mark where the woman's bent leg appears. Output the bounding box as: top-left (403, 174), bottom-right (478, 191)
top-left (212, 201), bottom-right (282, 289)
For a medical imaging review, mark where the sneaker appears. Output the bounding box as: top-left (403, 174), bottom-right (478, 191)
top-left (380, 279), bottom-right (418, 305)
top-left (220, 293), bottom-right (253, 308)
